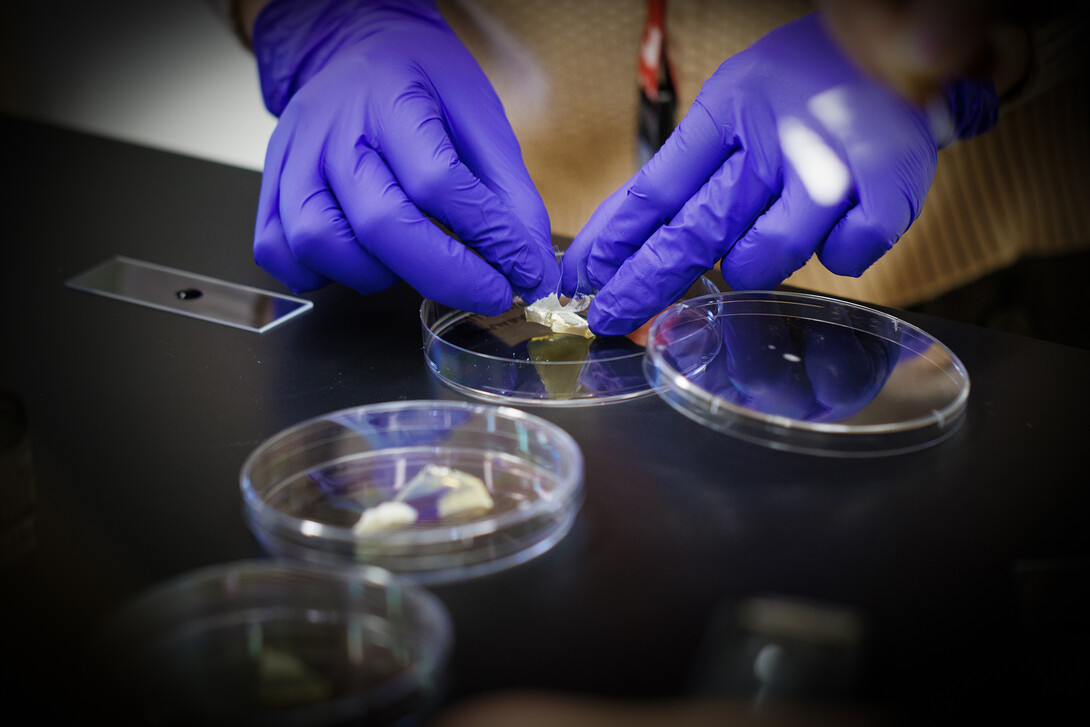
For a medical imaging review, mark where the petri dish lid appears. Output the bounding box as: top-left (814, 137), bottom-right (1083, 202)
top-left (421, 276), bottom-right (719, 407)
top-left (644, 291), bottom-right (970, 457)
top-left (99, 559), bottom-right (452, 724)
top-left (240, 401), bottom-right (584, 583)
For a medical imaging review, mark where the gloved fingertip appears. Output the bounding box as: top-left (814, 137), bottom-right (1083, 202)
top-left (514, 284), bottom-right (548, 307)
top-left (720, 262), bottom-right (785, 293)
top-left (819, 231), bottom-right (894, 278)
top-left (941, 76), bottom-right (999, 145)
top-left (558, 267), bottom-right (577, 298)
top-left (587, 302), bottom-right (642, 337)
top-left (280, 275), bottom-right (326, 295)
top-left (558, 251), bottom-right (589, 298)
top-left (540, 252), bottom-right (562, 289)
top-left (476, 286), bottom-right (517, 317)
top-left (254, 244), bottom-right (328, 293)
top-left (502, 239), bottom-right (559, 294)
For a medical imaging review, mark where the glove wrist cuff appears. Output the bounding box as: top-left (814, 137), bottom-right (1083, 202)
top-left (935, 76), bottom-right (999, 147)
top-left (253, 0), bottom-right (441, 116)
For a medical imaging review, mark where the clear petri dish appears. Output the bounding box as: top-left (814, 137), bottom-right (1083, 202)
top-left (421, 277), bottom-right (719, 406)
top-left (240, 401), bottom-right (584, 583)
top-left (645, 291), bottom-right (970, 457)
top-left (99, 560), bottom-right (452, 725)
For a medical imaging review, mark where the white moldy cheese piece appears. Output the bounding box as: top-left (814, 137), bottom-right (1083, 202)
top-left (353, 501), bottom-right (418, 535)
top-left (399, 464), bottom-right (494, 520)
top-left (354, 465), bottom-right (494, 536)
top-left (434, 472), bottom-right (494, 519)
top-left (525, 294), bottom-right (594, 338)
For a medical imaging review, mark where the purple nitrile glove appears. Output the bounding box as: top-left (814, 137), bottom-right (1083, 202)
top-left (252, 0), bottom-right (558, 316)
top-left (562, 12), bottom-right (998, 335)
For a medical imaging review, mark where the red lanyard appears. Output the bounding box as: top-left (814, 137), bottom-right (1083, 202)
top-left (637, 0), bottom-right (677, 162)
top-left (638, 0), bottom-right (669, 100)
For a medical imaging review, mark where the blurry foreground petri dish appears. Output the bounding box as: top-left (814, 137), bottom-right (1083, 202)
top-left (421, 277), bottom-right (719, 406)
top-left (645, 291), bottom-right (970, 456)
top-left (241, 401), bottom-right (584, 583)
top-left (100, 560), bottom-right (452, 725)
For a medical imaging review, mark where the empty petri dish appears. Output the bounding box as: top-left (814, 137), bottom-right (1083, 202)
top-left (99, 560), bottom-right (451, 725)
top-left (421, 277), bottom-right (719, 406)
top-left (645, 291), bottom-right (970, 456)
top-left (240, 401), bottom-right (584, 583)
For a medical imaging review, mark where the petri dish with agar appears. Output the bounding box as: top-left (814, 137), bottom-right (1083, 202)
top-left (99, 560), bottom-right (451, 725)
top-left (240, 401), bottom-right (584, 584)
top-left (421, 276), bottom-right (719, 406)
top-left (644, 291), bottom-right (970, 456)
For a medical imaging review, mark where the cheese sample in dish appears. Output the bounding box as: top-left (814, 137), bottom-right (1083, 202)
top-left (398, 464), bottom-right (495, 519)
top-left (353, 501), bottom-right (418, 535)
top-left (524, 294), bottom-right (594, 339)
top-left (353, 464), bottom-right (495, 535)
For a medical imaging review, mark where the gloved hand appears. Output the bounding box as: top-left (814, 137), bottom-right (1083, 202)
top-left (252, 0), bottom-right (558, 315)
top-left (562, 12), bottom-right (998, 335)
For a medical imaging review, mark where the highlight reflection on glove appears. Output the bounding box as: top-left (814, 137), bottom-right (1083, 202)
top-left (562, 12), bottom-right (997, 335)
top-left (252, 0), bottom-right (559, 315)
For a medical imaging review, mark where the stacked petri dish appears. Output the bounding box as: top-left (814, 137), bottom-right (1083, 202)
top-left (101, 560), bottom-right (452, 725)
top-left (105, 401), bottom-right (586, 722)
top-left (644, 291), bottom-right (971, 456)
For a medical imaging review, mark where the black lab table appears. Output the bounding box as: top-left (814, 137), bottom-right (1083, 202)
top-left (3, 115), bottom-right (1088, 721)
